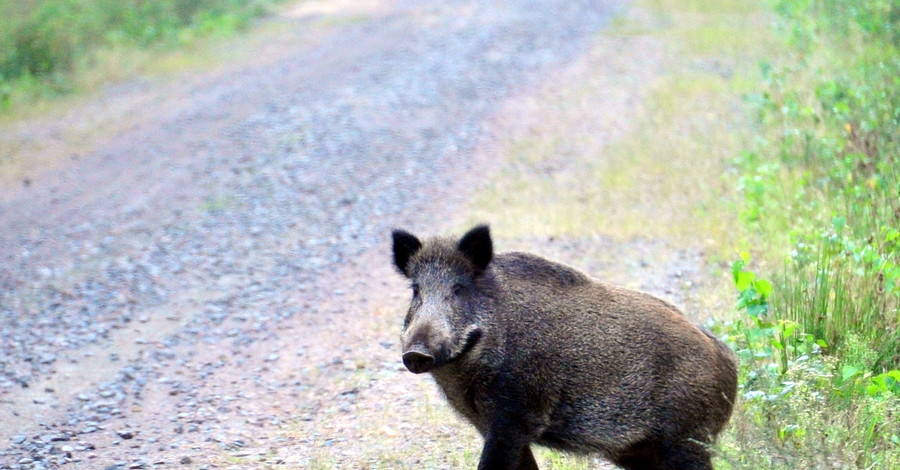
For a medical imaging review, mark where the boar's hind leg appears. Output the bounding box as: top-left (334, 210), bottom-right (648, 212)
top-left (614, 439), bottom-right (662, 470)
top-left (660, 440), bottom-right (713, 470)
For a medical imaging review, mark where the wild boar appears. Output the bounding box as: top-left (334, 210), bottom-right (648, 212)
top-left (392, 224), bottom-right (737, 470)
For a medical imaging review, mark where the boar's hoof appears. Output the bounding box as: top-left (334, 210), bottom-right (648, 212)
top-left (402, 350), bottom-right (435, 374)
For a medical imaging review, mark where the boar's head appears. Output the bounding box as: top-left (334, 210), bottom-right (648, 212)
top-left (391, 225), bottom-right (490, 374)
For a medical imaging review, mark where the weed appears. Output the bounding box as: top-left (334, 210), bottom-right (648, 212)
top-left (710, 2), bottom-right (900, 465)
top-left (714, 256), bottom-right (900, 468)
top-left (733, 0), bottom-right (900, 368)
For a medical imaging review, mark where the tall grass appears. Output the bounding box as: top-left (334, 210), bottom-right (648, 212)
top-left (714, 1), bottom-right (900, 467)
top-left (0, 0), bottom-right (275, 108)
top-left (735, 0), bottom-right (900, 369)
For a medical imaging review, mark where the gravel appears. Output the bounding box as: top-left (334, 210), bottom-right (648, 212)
top-left (0, 0), bottom-right (623, 467)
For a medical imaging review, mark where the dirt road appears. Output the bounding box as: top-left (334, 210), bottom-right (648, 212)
top-left (0, 0), bottom-right (711, 468)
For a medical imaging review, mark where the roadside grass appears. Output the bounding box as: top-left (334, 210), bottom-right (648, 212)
top-left (468, 0), bottom-right (899, 468)
top-left (712, 0), bottom-right (900, 467)
top-left (0, 0), bottom-right (283, 115)
top-left (735, 0), bottom-right (900, 367)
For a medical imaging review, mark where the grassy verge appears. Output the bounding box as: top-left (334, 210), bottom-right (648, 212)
top-left (713, 1), bottom-right (900, 467)
top-left (469, 0), bottom-right (899, 468)
top-left (0, 0), bottom-right (281, 114)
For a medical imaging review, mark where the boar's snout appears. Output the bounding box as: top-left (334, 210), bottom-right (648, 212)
top-left (402, 349), bottom-right (435, 374)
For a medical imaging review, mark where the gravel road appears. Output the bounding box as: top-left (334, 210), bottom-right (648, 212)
top-left (0, 0), bottom-right (639, 468)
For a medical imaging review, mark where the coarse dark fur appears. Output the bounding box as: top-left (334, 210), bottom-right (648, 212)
top-left (391, 225), bottom-right (738, 470)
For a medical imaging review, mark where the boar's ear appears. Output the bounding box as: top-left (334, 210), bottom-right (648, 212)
top-left (458, 224), bottom-right (492, 274)
top-left (392, 229), bottom-right (422, 277)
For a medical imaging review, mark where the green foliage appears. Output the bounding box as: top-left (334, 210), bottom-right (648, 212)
top-left (732, 251), bottom-right (773, 317)
top-left (0, 0), bottom-right (274, 108)
top-left (734, 0), bottom-right (900, 369)
top-left (719, 2), bottom-right (900, 466)
top-left (714, 259), bottom-right (900, 468)
top-left (729, 255), bottom-right (824, 376)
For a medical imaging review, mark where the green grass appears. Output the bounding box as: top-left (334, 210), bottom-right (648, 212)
top-left (0, 0), bottom-right (281, 112)
top-left (467, 0), bottom-right (765, 254)
top-left (733, 0), bottom-right (900, 369)
top-left (716, 255), bottom-right (900, 469)
top-left (710, 2), bottom-right (900, 466)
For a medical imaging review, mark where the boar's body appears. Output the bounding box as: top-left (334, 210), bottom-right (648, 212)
top-left (393, 226), bottom-right (737, 470)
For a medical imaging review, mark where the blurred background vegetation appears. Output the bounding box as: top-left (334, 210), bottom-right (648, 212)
top-left (0, 0), bottom-right (276, 109)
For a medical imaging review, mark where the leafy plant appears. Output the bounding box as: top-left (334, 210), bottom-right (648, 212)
top-left (734, 0), bottom-right (900, 369)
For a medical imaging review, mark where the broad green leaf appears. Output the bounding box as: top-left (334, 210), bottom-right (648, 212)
top-left (747, 303), bottom-right (768, 318)
top-left (885, 229), bottom-right (899, 243)
top-left (755, 278), bottom-right (773, 298)
top-left (866, 383), bottom-right (882, 396)
top-left (736, 271), bottom-right (756, 291)
top-left (781, 321), bottom-right (798, 339)
top-left (842, 364), bottom-right (861, 381)
top-left (731, 259), bottom-right (746, 283)
top-left (832, 216), bottom-right (846, 232)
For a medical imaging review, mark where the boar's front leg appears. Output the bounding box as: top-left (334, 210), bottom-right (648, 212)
top-left (477, 417), bottom-right (540, 470)
top-left (516, 447), bottom-right (539, 470)
top-left (477, 436), bottom-right (538, 470)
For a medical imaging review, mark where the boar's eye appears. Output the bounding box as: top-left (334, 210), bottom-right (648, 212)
top-left (452, 283), bottom-right (465, 296)
top-left (411, 283), bottom-right (420, 298)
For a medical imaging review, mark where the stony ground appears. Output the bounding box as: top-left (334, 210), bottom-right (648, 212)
top-left (0, 0), bottom-right (712, 468)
